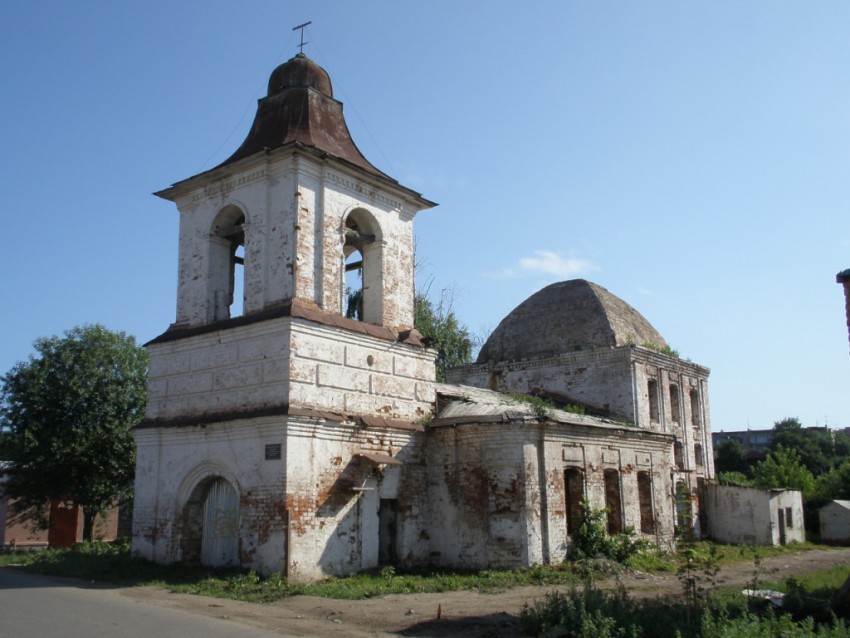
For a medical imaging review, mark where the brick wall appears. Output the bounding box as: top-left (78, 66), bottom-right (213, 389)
top-left (425, 419), bottom-right (678, 571)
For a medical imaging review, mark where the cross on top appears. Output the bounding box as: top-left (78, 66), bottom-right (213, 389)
top-left (292, 21), bottom-right (312, 54)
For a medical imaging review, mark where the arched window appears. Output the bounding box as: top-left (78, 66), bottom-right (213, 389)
top-left (648, 379), bottom-right (660, 423)
top-left (669, 384), bottom-right (680, 423)
top-left (210, 206), bottom-right (245, 321)
top-left (342, 209), bottom-right (381, 323)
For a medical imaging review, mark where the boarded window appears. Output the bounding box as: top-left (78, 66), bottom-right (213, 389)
top-left (379, 499), bottom-right (399, 565)
top-left (201, 478), bottom-right (239, 568)
top-left (694, 443), bottom-right (704, 467)
top-left (675, 480), bottom-right (691, 532)
top-left (604, 469), bottom-right (623, 535)
top-left (669, 384), bottom-right (680, 423)
top-left (564, 467), bottom-right (585, 535)
top-left (648, 380), bottom-right (659, 422)
top-left (637, 471), bottom-right (654, 534)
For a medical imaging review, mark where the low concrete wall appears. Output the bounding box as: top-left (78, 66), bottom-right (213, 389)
top-left (819, 501), bottom-right (850, 545)
top-left (705, 484), bottom-right (804, 546)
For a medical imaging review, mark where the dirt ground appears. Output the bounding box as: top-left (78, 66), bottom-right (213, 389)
top-left (120, 547), bottom-right (850, 638)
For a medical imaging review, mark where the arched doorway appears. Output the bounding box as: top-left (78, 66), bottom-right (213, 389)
top-left (200, 478), bottom-right (239, 567)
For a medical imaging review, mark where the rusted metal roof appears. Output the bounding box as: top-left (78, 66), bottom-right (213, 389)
top-left (431, 383), bottom-right (655, 435)
top-left (477, 279), bottom-right (668, 363)
top-left (217, 53), bottom-right (387, 180)
top-left (357, 451), bottom-right (402, 465)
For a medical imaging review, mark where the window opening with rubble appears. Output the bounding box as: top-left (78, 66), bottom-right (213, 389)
top-left (378, 499), bottom-right (399, 565)
top-left (637, 471), bottom-right (655, 534)
top-left (675, 480), bottom-right (691, 532)
top-left (674, 439), bottom-right (684, 469)
top-left (564, 467), bottom-right (585, 535)
top-left (648, 379), bottom-right (659, 423)
top-left (210, 206), bottom-right (245, 321)
top-left (669, 384), bottom-right (681, 423)
top-left (603, 469), bottom-right (624, 534)
top-left (690, 389), bottom-right (701, 426)
top-left (342, 209), bottom-right (381, 323)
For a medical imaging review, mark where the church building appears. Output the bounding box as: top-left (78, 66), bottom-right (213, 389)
top-left (132, 51), bottom-right (713, 580)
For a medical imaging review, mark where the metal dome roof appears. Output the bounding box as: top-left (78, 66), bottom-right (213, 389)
top-left (477, 279), bottom-right (668, 363)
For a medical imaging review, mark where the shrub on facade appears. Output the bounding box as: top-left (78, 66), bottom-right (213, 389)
top-left (569, 500), bottom-right (648, 563)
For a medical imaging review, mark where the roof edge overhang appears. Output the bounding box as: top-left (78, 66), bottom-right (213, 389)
top-left (450, 344), bottom-right (710, 379)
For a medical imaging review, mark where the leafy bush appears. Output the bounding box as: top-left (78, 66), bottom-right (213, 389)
top-left (716, 471), bottom-right (753, 487)
top-left (570, 500), bottom-right (648, 563)
top-left (520, 587), bottom-right (643, 638)
top-left (521, 586), bottom-right (848, 638)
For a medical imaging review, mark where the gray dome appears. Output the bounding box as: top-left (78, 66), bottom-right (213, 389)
top-left (477, 279), bottom-right (667, 363)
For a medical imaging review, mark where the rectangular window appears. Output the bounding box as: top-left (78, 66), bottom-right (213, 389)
top-left (785, 507), bottom-right (793, 528)
top-left (648, 380), bottom-right (659, 422)
top-left (690, 389), bottom-right (701, 426)
top-left (564, 468), bottom-right (584, 535)
top-left (694, 444), bottom-right (704, 467)
top-left (637, 471), bottom-right (654, 534)
top-left (669, 384), bottom-right (680, 423)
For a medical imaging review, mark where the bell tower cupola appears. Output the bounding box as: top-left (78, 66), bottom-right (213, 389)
top-left (155, 53), bottom-right (435, 331)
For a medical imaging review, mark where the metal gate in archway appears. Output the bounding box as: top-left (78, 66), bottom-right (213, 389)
top-left (201, 478), bottom-right (239, 567)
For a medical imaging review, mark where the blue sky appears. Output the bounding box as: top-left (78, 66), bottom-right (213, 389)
top-left (2, 2), bottom-right (849, 432)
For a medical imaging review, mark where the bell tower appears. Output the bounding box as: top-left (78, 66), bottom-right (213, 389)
top-left (133, 52), bottom-right (437, 579)
top-left (158, 53), bottom-right (433, 331)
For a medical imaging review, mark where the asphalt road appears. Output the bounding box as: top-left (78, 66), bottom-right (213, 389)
top-left (0, 567), bottom-right (284, 638)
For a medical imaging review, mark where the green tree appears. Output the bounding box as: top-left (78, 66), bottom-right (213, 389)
top-left (814, 458), bottom-right (850, 503)
top-left (414, 292), bottom-right (473, 382)
top-left (770, 417), bottom-right (846, 476)
top-left (715, 471), bottom-right (752, 487)
top-left (0, 324), bottom-right (147, 541)
top-left (752, 445), bottom-right (816, 499)
top-left (714, 439), bottom-right (751, 476)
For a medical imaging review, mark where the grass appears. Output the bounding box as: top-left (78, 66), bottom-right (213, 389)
top-left (625, 540), bottom-right (824, 574)
top-left (507, 393), bottom-right (587, 418)
top-left (0, 541), bottom-right (588, 602)
top-left (0, 539), bottom-right (839, 605)
top-left (519, 561), bottom-right (850, 638)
